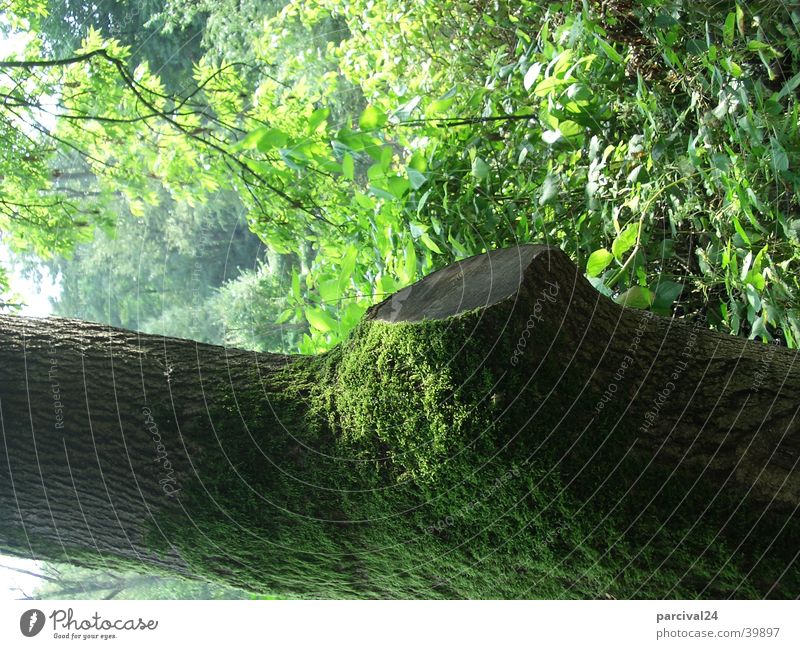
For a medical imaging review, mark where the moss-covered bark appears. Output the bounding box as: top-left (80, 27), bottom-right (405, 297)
top-left (1, 245), bottom-right (799, 598)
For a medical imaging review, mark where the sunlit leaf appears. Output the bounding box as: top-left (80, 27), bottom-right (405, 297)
top-left (471, 157), bottom-right (490, 179)
top-left (586, 249), bottom-right (614, 277)
top-left (306, 307), bottom-right (337, 332)
top-left (308, 107), bottom-right (330, 133)
top-left (256, 128), bottom-right (289, 152)
top-left (612, 223), bottom-right (639, 260)
top-left (359, 105), bottom-right (387, 130)
top-left (342, 153), bottom-right (354, 180)
top-left (539, 174), bottom-right (558, 205)
top-left (420, 233), bottom-right (442, 253)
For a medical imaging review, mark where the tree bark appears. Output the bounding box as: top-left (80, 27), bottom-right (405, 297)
top-left (1, 244), bottom-right (799, 598)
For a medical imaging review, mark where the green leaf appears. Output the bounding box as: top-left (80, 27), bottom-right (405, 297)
top-left (615, 286), bottom-right (653, 309)
top-left (775, 71), bottom-right (800, 101)
top-left (342, 153), bottom-right (354, 180)
top-left (256, 128), bottom-right (289, 152)
top-left (427, 90), bottom-right (456, 115)
top-left (416, 189), bottom-right (431, 215)
top-left (612, 223), bottom-right (639, 260)
top-left (471, 157), bottom-right (490, 180)
top-left (275, 308), bottom-right (294, 324)
top-left (353, 192), bottom-right (375, 209)
top-left (407, 167), bottom-right (427, 189)
top-left (447, 233), bottom-right (469, 257)
top-left (238, 128), bottom-right (266, 150)
top-left (336, 128), bottom-right (368, 151)
top-left (732, 215), bottom-right (751, 246)
top-left (359, 105), bottom-right (387, 130)
top-left (593, 34), bottom-right (624, 65)
top-left (653, 279), bottom-right (684, 310)
top-left (745, 284), bottom-right (761, 311)
top-left (747, 40), bottom-right (769, 51)
top-left (338, 246), bottom-right (358, 290)
top-left (566, 83), bottom-right (592, 101)
top-left (588, 276), bottom-right (614, 297)
top-left (736, 3), bottom-right (745, 37)
top-left (586, 248), bottom-right (614, 277)
top-left (403, 239), bottom-right (417, 283)
top-left (387, 175), bottom-right (410, 199)
top-left (308, 107), bottom-right (330, 133)
top-left (744, 270), bottom-right (765, 290)
top-left (291, 270), bottom-right (301, 302)
top-left (557, 120), bottom-right (582, 138)
top-left (749, 315), bottom-right (769, 341)
top-left (318, 279), bottom-right (341, 303)
top-left (341, 302), bottom-right (367, 329)
top-left (378, 146), bottom-right (392, 172)
top-left (409, 151), bottom-right (427, 172)
top-left (367, 163), bottom-right (387, 181)
top-left (539, 174), bottom-right (558, 205)
top-left (770, 137), bottom-right (789, 172)
top-left (723, 12), bottom-right (736, 46)
top-left (533, 76), bottom-right (570, 97)
top-left (369, 185), bottom-right (396, 201)
top-left (420, 233), bottom-right (442, 254)
top-left (306, 307), bottom-right (337, 332)
top-left (410, 221), bottom-right (428, 238)
top-left (394, 95), bottom-right (421, 120)
top-left (379, 274), bottom-right (399, 294)
top-left (237, 126), bottom-right (286, 151)
top-left (720, 57), bottom-right (742, 77)
top-left (552, 49), bottom-right (573, 76)
top-left (523, 62), bottom-right (542, 91)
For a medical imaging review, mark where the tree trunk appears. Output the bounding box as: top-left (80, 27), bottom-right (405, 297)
top-left (1, 244), bottom-right (798, 598)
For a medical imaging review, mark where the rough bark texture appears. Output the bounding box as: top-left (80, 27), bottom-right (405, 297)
top-left (1, 245), bottom-right (799, 598)
top-left (0, 317), bottom-right (296, 575)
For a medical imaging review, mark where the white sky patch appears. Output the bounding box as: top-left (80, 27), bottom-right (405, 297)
top-left (0, 556), bottom-right (45, 599)
top-left (0, 21), bottom-right (34, 58)
top-left (14, 266), bottom-right (60, 317)
top-left (0, 244), bottom-right (61, 316)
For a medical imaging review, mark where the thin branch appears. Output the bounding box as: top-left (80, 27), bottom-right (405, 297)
top-left (0, 49), bottom-right (110, 69)
top-left (397, 113), bottom-right (537, 128)
top-left (1, 48), bottom-right (332, 223)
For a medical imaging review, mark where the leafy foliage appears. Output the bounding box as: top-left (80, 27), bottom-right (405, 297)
top-left (3, 0), bottom-right (800, 351)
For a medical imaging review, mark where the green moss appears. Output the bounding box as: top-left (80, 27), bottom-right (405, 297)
top-left (142, 306), bottom-right (800, 598)
top-left (318, 315), bottom-right (502, 481)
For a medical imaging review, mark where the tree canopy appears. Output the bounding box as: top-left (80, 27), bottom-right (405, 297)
top-left (2, 0), bottom-right (799, 352)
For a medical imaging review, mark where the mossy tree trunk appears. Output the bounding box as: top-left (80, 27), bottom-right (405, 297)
top-left (1, 245), bottom-right (799, 598)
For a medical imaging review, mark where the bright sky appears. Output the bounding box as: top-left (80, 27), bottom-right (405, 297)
top-left (0, 557), bottom-right (46, 599)
top-left (0, 244), bottom-right (60, 316)
top-left (11, 264), bottom-right (59, 316)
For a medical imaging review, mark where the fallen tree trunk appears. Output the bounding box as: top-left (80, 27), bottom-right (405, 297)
top-left (1, 244), bottom-right (798, 598)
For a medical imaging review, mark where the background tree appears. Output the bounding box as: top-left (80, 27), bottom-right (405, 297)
top-left (38, 0), bottom-right (205, 93)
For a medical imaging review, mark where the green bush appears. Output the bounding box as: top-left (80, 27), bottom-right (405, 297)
top-left (229, 0), bottom-right (800, 349)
